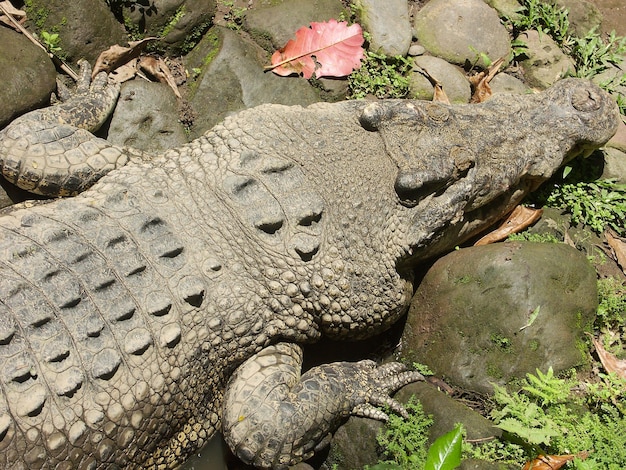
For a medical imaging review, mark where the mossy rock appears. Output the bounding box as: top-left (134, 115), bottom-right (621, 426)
top-left (401, 241), bottom-right (597, 394)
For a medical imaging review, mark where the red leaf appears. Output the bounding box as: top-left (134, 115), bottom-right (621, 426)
top-left (268, 19), bottom-right (364, 79)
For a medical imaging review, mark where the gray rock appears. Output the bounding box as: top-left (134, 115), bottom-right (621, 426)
top-left (354, 0), bottom-right (412, 56)
top-left (401, 241), bottom-right (598, 394)
top-left (184, 26), bottom-right (321, 138)
top-left (0, 27), bottom-right (56, 128)
top-left (601, 147), bottom-right (626, 183)
top-left (488, 72), bottom-right (530, 95)
top-left (518, 30), bottom-right (576, 89)
top-left (323, 416), bottom-right (383, 469)
top-left (107, 80), bottom-right (188, 152)
top-left (409, 55), bottom-right (471, 103)
top-left (414, 0), bottom-right (511, 68)
top-left (117, 0), bottom-right (217, 55)
top-left (483, 0), bottom-right (524, 21)
top-left (244, 0), bottom-right (346, 52)
top-left (395, 382), bottom-right (501, 443)
top-left (24, 0), bottom-right (127, 64)
top-left (554, 0), bottom-right (602, 37)
top-left (408, 44), bottom-right (426, 56)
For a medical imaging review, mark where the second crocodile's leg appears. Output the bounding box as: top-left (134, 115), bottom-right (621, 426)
top-left (0, 60), bottom-right (142, 197)
top-left (222, 342), bottom-right (424, 469)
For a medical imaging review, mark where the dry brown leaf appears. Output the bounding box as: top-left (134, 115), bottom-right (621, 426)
top-left (522, 452), bottom-right (589, 470)
top-left (0, 0), bottom-right (25, 30)
top-left (138, 56), bottom-right (181, 98)
top-left (92, 38), bottom-right (157, 77)
top-left (474, 206), bottom-right (543, 246)
top-left (605, 229), bottom-right (626, 275)
top-left (433, 82), bottom-right (450, 104)
top-left (109, 58), bottom-right (139, 83)
top-left (470, 57), bottom-right (505, 103)
top-left (591, 335), bottom-right (626, 379)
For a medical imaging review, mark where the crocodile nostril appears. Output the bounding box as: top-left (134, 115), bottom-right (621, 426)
top-left (394, 170), bottom-right (447, 205)
top-left (359, 103), bottom-right (385, 131)
top-left (571, 87), bottom-right (601, 112)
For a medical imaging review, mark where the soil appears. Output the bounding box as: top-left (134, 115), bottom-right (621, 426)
top-left (589, 0), bottom-right (626, 37)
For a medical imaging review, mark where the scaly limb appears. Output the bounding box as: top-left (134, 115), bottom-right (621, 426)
top-left (0, 60), bottom-right (142, 196)
top-left (222, 342), bottom-right (424, 469)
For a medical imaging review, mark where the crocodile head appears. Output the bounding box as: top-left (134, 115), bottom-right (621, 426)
top-left (358, 78), bottom-right (619, 268)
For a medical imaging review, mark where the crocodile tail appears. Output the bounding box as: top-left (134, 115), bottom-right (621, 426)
top-left (0, 60), bottom-right (140, 197)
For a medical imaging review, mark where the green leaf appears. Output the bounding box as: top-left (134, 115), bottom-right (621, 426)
top-left (424, 425), bottom-right (463, 470)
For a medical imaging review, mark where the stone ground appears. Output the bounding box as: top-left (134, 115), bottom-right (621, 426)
top-left (1, 0), bottom-right (626, 469)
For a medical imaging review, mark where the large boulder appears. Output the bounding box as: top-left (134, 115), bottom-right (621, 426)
top-left (413, 0), bottom-right (511, 68)
top-left (24, 0), bottom-right (128, 64)
top-left (184, 27), bottom-right (321, 138)
top-left (243, 0), bottom-right (346, 52)
top-left (107, 80), bottom-right (188, 152)
top-left (116, 0), bottom-right (217, 55)
top-left (0, 27), bottom-right (56, 127)
top-left (353, 0), bottom-right (412, 56)
top-left (409, 55), bottom-right (471, 103)
top-left (517, 30), bottom-right (576, 89)
top-left (401, 241), bottom-right (598, 394)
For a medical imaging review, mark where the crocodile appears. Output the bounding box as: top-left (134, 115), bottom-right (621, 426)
top-left (0, 61), bottom-right (619, 469)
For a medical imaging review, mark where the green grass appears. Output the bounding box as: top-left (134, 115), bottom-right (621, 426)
top-left (348, 50), bottom-right (413, 99)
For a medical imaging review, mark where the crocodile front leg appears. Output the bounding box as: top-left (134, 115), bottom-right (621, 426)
top-left (0, 61), bottom-right (142, 197)
top-left (222, 342), bottom-right (424, 468)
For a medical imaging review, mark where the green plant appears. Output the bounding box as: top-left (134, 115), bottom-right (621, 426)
top-left (507, 231), bottom-right (560, 243)
top-left (160, 5), bottom-right (185, 38)
top-left (596, 277), bottom-right (626, 330)
top-left (23, 0), bottom-right (49, 29)
top-left (507, 0), bottom-right (571, 47)
top-left (505, 0), bottom-right (626, 114)
top-left (545, 179), bottom-right (626, 235)
top-left (479, 368), bottom-right (626, 468)
top-left (424, 425), bottom-right (463, 470)
top-left (570, 28), bottom-right (626, 79)
top-left (412, 362), bottom-right (434, 377)
top-left (375, 397), bottom-right (433, 469)
top-left (370, 423), bottom-right (463, 470)
top-left (40, 30), bottom-right (61, 53)
top-left (348, 50), bottom-right (412, 99)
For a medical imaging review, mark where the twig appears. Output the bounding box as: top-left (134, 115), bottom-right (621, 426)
top-left (0, 2), bottom-right (78, 81)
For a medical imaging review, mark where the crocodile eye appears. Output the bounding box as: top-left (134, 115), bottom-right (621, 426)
top-left (571, 86), bottom-right (602, 112)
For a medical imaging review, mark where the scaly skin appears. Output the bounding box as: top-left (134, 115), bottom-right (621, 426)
top-left (0, 66), bottom-right (619, 469)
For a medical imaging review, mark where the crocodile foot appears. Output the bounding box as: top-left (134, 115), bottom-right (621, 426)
top-left (223, 342), bottom-right (424, 468)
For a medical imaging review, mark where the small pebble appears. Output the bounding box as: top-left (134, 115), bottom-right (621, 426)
top-left (408, 44), bottom-right (426, 56)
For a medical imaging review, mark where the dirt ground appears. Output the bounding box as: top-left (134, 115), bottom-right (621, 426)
top-left (589, 0), bottom-right (626, 37)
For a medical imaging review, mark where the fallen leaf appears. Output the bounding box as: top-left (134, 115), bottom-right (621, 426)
top-left (109, 58), bottom-right (139, 83)
top-left (267, 19), bottom-right (364, 79)
top-left (605, 229), bottom-right (626, 275)
top-left (138, 56), bottom-right (181, 98)
top-left (0, 0), bottom-right (25, 30)
top-left (470, 57), bottom-right (505, 103)
top-left (92, 38), bottom-right (157, 77)
top-left (522, 451), bottom-right (589, 470)
top-left (474, 206), bottom-right (543, 246)
top-left (591, 335), bottom-right (626, 379)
